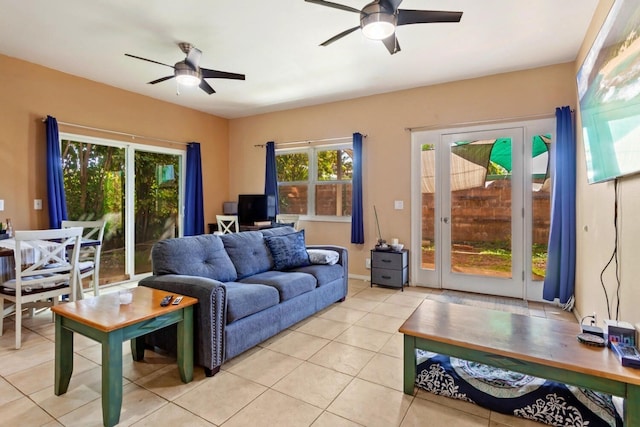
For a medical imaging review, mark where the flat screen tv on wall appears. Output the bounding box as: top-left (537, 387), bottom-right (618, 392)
top-left (238, 194), bottom-right (275, 225)
top-left (576, 0), bottom-right (640, 184)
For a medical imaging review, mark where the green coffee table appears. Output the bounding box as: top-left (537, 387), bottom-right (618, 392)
top-left (52, 286), bottom-right (197, 427)
top-left (400, 299), bottom-right (640, 427)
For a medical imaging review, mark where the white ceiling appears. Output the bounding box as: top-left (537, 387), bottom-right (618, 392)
top-left (0, 0), bottom-right (599, 119)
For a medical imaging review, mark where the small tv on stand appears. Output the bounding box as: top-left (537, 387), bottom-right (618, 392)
top-left (238, 194), bottom-right (275, 226)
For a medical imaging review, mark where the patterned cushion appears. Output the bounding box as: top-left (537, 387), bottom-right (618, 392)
top-left (261, 226), bottom-right (296, 237)
top-left (264, 230), bottom-right (310, 271)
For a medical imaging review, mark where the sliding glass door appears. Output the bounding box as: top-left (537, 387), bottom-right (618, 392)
top-left (61, 134), bottom-right (184, 287)
top-left (133, 150), bottom-right (181, 275)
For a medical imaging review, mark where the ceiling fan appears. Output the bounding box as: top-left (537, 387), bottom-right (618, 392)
top-left (305, 0), bottom-right (463, 54)
top-left (125, 43), bottom-right (245, 95)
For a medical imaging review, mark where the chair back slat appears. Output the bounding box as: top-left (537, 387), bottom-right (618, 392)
top-left (216, 215), bottom-right (239, 234)
top-left (60, 220), bottom-right (106, 296)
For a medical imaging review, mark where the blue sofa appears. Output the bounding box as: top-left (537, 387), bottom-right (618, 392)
top-left (139, 226), bottom-right (348, 376)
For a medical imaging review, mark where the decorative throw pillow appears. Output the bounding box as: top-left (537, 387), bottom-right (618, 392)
top-left (264, 230), bottom-right (311, 271)
top-left (307, 249), bottom-right (340, 265)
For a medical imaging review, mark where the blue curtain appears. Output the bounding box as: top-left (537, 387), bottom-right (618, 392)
top-left (184, 142), bottom-right (204, 236)
top-left (264, 141), bottom-right (279, 215)
top-left (543, 106), bottom-right (576, 307)
top-left (45, 115), bottom-right (68, 229)
top-left (351, 132), bottom-right (364, 244)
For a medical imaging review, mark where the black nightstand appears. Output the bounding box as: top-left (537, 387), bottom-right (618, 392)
top-left (370, 249), bottom-right (408, 291)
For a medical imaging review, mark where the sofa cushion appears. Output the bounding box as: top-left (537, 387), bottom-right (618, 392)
top-left (239, 270), bottom-right (316, 301)
top-left (224, 282), bottom-right (280, 323)
top-left (151, 234), bottom-right (237, 282)
top-left (290, 264), bottom-right (344, 287)
top-left (264, 230), bottom-right (311, 271)
top-left (221, 231), bottom-right (272, 279)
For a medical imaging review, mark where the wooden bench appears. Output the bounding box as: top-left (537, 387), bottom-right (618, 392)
top-left (399, 299), bottom-right (640, 426)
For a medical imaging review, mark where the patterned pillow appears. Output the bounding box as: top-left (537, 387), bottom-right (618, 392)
top-left (264, 230), bottom-right (311, 271)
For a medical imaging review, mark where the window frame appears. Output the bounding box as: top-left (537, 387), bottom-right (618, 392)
top-left (276, 141), bottom-right (353, 223)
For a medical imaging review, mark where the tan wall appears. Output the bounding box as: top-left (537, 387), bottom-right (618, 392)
top-left (0, 54), bottom-right (229, 230)
top-left (574, 0), bottom-right (640, 327)
top-left (229, 63), bottom-right (576, 277)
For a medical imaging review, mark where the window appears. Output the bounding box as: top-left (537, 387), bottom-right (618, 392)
top-left (276, 142), bottom-right (353, 219)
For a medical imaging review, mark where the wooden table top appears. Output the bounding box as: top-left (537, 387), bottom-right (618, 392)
top-left (399, 299), bottom-right (640, 386)
top-left (52, 286), bottom-right (197, 332)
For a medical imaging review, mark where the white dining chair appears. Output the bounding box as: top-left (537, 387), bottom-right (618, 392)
top-left (61, 219), bottom-right (106, 296)
top-left (215, 215), bottom-right (239, 235)
top-left (0, 227), bottom-right (83, 349)
top-left (275, 214), bottom-right (300, 231)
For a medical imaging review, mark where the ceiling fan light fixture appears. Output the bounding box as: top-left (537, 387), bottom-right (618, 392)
top-left (174, 62), bottom-right (201, 87)
top-left (176, 74), bottom-right (200, 86)
top-left (360, 4), bottom-right (396, 40)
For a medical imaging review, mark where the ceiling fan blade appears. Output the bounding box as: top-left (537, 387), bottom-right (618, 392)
top-left (199, 79), bottom-right (216, 95)
top-left (305, 0), bottom-right (360, 14)
top-left (379, 0), bottom-right (403, 13)
top-left (125, 53), bottom-right (174, 69)
top-left (201, 68), bottom-right (246, 80)
top-left (320, 26), bottom-right (360, 46)
top-left (382, 34), bottom-right (401, 55)
top-left (397, 10), bottom-right (463, 26)
top-left (148, 75), bottom-right (175, 84)
top-left (185, 47), bottom-right (202, 70)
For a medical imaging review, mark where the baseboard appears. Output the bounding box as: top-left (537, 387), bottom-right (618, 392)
top-left (348, 273), bottom-right (369, 281)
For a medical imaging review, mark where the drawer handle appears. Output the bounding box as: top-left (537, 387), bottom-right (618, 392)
top-left (382, 275), bottom-right (391, 279)
top-left (382, 259), bottom-right (392, 263)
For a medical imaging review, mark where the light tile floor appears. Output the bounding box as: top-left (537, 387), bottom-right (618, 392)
top-left (0, 279), bottom-right (577, 426)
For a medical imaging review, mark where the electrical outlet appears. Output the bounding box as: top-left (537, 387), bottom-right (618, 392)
top-left (34, 199), bottom-right (43, 210)
top-left (394, 200), bottom-right (404, 210)
top-left (365, 258), bottom-right (371, 269)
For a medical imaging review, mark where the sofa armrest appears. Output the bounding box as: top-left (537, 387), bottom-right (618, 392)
top-left (306, 245), bottom-right (348, 296)
top-left (139, 274), bottom-right (227, 373)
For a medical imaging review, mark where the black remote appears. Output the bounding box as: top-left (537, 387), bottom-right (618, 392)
top-left (172, 296), bottom-right (183, 305)
top-left (160, 295), bottom-right (173, 307)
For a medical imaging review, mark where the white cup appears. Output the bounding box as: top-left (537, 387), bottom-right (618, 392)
top-left (119, 290), bottom-right (133, 305)
top-left (391, 238), bottom-right (399, 245)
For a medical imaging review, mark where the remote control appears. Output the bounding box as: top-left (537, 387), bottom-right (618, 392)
top-left (172, 296), bottom-right (183, 305)
top-left (160, 295), bottom-right (173, 307)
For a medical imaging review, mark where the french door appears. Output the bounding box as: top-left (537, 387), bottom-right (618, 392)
top-left (411, 119), bottom-right (553, 299)
top-left (61, 134), bottom-right (184, 286)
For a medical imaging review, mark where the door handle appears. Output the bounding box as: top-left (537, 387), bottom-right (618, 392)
top-left (442, 217), bottom-right (449, 224)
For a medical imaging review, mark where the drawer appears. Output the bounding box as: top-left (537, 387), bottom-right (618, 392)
top-left (371, 267), bottom-right (407, 287)
top-left (371, 251), bottom-right (407, 270)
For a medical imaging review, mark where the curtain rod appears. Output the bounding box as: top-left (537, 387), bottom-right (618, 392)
top-left (254, 134), bottom-right (366, 148)
top-left (41, 118), bottom-right (188, 146)
top-left (403, 110), bottom-right (572, 132)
